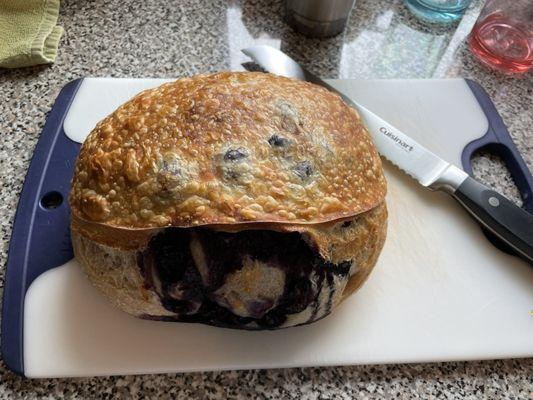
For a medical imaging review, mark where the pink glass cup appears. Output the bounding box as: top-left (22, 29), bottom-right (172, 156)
top-left (468, 0), bottom-right (533, 74)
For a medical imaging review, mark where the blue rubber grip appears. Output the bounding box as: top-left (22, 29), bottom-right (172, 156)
top-left (0, 79), bottom-right (83, 376)
top-left (462, 79), bottom-right (533, 213)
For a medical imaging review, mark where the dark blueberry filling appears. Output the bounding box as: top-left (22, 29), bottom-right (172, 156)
top-left (140, 229), bottom-right (203, 315)
top-left (294, 161), bottom-right (313, 180)
top-left (268, 134), bottom-right (290, 148)
top-left (223, 170), bottom-right (240, 181)
top-left (282, 278), bottom-right (316, 315)
top-left (138, 227), bottom-right (351, 329)
top-left (224, 148), bottom-right (248, 162)
top-left (157, 156), bottom-right (184, 196)
top-left (160, 156), bottom-right (180, 176)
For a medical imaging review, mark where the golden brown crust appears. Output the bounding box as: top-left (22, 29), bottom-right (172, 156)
top-left (70, 72), bottom-right (386, 236)
top-left (71, 230), bottom-right (173, 317)
top-left (70, 213), bottom-right (159, 250)
top-left (339, 202), bottom-right (387, 300)
top-left (283, 202), bottom-right (387, 263)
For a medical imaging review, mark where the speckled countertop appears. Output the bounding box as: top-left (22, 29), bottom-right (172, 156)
top-left (0, 0), bottom-right (532, 398)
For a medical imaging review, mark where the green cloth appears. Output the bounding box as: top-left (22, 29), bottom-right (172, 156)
top-left (0, 0), bottom-right (63, 68)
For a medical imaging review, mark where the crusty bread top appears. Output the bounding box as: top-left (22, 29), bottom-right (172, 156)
top-left (70, 72), bottom-right (386, 231)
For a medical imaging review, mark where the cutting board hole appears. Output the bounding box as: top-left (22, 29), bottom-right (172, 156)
top-left (41, 191), bottom-right (63, 210)
top-left (471, 150), bottom-right (523, 208)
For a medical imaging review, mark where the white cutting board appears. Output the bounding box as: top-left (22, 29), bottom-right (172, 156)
top-left (24, 78), bottom-right (533, 378)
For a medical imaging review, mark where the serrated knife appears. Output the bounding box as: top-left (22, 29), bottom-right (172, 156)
top-left (242, 45), bottom-right (533, 264)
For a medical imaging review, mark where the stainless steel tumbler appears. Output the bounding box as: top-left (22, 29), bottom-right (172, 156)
top-left (285, 0), bottom-right (357, 37)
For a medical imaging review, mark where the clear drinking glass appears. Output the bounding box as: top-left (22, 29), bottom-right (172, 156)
top-left (468, 0), bottom-right (533, 74)
top-left (285, 0), bottom-right (357, 37)
top-left (404, 0), bottom-right (472, 23)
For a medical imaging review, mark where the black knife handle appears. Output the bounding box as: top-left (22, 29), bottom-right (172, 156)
top-left (452, 176), bottom-right (533, 264)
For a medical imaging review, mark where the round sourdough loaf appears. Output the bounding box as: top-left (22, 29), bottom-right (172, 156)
top-left (70, 72), bottom-right (387, 329)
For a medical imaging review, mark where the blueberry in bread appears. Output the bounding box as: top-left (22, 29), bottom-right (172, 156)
top-left (70, 72), bottom-right (387, 329)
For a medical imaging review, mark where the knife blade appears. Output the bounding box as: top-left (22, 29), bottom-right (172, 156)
top-left (242, 45), bottom-right (533, 264)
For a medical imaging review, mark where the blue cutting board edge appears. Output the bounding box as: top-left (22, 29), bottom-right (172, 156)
top-left (2, 77), bottom-right (532, 377)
